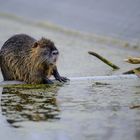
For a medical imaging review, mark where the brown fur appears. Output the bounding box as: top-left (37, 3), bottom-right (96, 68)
top-left (0, 34), bottom-right (59, 84)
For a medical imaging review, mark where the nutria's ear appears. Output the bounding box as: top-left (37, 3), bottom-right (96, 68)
top-left (32, 42), bottom-right (39, 48)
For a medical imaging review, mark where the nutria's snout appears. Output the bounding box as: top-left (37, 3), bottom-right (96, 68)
top-left (49, 50), bottom-right (59, 64)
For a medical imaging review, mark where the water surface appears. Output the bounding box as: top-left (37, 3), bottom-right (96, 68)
top-left (0, 79), bottom-right (140, 140)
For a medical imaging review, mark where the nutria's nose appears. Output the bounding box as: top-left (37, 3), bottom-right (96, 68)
top-left (52, 50), bottom-right (59, 55)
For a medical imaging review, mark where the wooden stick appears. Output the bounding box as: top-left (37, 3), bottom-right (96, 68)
top-left (123, 69), bottom-right (134, 74)
top-left (124, 57), bottom-right (140, 64)
top-left (123, 67), bottom-right (140, 74)
top-left (88, 51), bottom-right (120, 70)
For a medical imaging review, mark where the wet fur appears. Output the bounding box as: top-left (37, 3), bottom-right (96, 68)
top-left (0, 34), bottom-right (59, 84)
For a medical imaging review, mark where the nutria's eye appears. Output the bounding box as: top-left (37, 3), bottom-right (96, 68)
top-left (52, 50), bottom-right (59, 55)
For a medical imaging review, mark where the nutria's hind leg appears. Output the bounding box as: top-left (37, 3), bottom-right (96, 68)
top-left (1, 66), bottom-right (14, 80)
top-left (42, 78), bottom-right (54, 84)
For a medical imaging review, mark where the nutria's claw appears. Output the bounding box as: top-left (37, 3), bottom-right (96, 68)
top-left (57, 76), bottom-right (70, 82)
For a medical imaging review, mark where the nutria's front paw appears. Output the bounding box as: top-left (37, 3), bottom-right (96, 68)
top-left (56, 76), bottom-right (70, 82)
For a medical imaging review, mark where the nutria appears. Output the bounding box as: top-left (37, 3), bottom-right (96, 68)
top-left (0, 34), bottom-right (68, 84)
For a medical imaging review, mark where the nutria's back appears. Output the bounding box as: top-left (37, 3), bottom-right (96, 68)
top-left (0, 34), bottom-right (63, 84)
top-left (1, 34), bottom-right (36, 53)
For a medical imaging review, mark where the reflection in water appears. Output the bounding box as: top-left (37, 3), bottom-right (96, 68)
top-left (1, 85), bottom-right (61, 127)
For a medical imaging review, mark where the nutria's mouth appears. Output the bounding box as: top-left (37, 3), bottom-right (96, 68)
top-left (54, 58), bottom-right (57, 62)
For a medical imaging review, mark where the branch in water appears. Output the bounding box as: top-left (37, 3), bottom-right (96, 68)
top-left (88, 51), bottom-right (120, 70)
top-left (123, 67), bottom-right (140, 78)
top-left (124, 57), bottom-right (140, 64)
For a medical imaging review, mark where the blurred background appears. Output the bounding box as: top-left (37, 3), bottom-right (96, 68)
top-left (0, 0), bottom-right (140, 42)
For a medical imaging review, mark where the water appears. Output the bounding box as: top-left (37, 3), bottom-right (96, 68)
top-left (0, 3), bottom-right (140, 139)
top-left (0, 79), bottom-right (140, 140)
